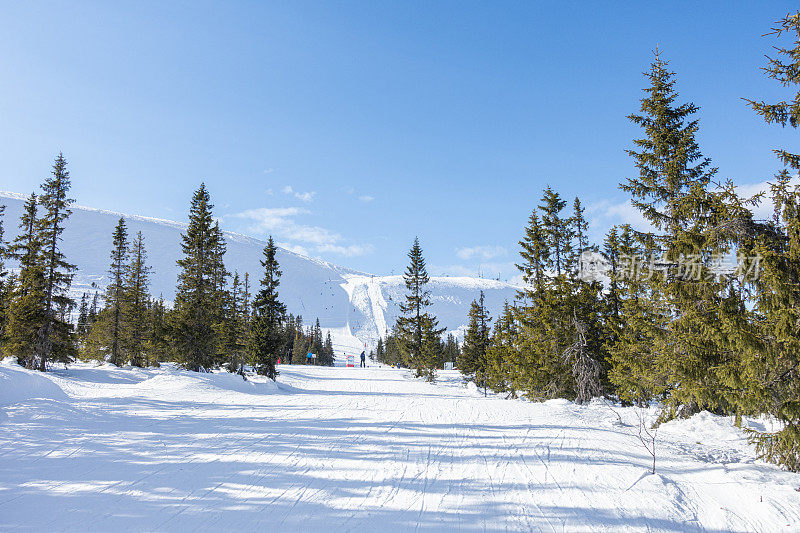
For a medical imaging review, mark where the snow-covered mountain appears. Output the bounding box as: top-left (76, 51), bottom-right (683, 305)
top-left (0, 192), bottom-right (519, 356)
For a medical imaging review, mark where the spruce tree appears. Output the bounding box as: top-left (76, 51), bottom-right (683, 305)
top-left (146, 295), bottom-right (169, 364)
top-left (88, 291), bottom-right (100, 325)
top-left (740, 12), bottom-right (800, 470)
top-left (312, 318), bottom-right (324, 361)
top-left (539, 187), bottom-right (573, 276)
top-left (210, 222), bottom-right (230, 367)
top-left (323, 332), bottom-right (334, 366)
top-left (76, 293), bottom-right (89, 342)
top-left (516, 209), bottom-right (548, 303)
top-left (484, 301), bottom-right (519, 396)
top-left (292, 322), bottom-right (308, 365)
top-left (106, 218), bottom-right (129, 366)
top-left (37, 153), bottom-right (77, 369)
top-left (249, 236), bottom-right (286, 378)
top-left (607, 225), bottom-right (666, 404)
top-left (375, 337), bottom-right (385, 364)
top-left (516, 188), bottom-right (577, 400)
top-left (572, 197), bottom-right (589, 254)
top-left (384, 328), bottom-right (403, 367)
top-left (171, 184), bottom-right (219, 371)
top-left (395, 237), bottom-right (443, 381)
top-left (741, 176), bottom-right (800, 470)
top-left (0, 204), bottom-right (7, 343)
top-left (620, 51), bottom-right (734, 417)
top-left (122, 231), bottom-right (151, 366)
top-left (219, 272), bottom-right (248, 375)
top-left (460, 291), bottom-right (492, 395)
top-left (0, 272), bottom-right (15, 348)
top-left (442, 333), bottom-right (460, 366)
top-left (4, 194), bottom-right (47, 367)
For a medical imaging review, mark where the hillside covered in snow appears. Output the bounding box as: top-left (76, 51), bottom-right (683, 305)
top-left (0, 192), bottom-right (518, 355)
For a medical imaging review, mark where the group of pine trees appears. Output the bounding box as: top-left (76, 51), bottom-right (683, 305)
top-left (0, 171), bottom-right (337, 378)
top-left (1, 154), bottom-right (77, 371)
top-left (453, 12), bottom-right (800, 472)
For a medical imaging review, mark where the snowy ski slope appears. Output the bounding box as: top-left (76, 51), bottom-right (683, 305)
top-left (1, 359), bottom-right (798, 532)
top-left (0, 192), bottom-right (518, 355)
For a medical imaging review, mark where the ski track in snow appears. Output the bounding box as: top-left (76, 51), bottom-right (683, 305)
top-left (1, 361), bottom-right (799, 532)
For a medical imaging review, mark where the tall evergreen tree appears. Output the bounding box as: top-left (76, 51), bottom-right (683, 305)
top-left (539, 187), bottom-right (573, 276)
top-left (37, 153), bottom-right (77, 369)
top-left (515, 188), bottom-right (577, 400)
top-left (88, 291), bottom-right (100, 325)
top-left (122, 231), bottom-right (151, 366)
top-left (4, 194), bottom-right (47, 367)
top-left (0, 204), bottom-right (8, 343)
top-left (249, 236), bottom-right (286, 378)
top-left (739, 13), bottom-right (800, 471)
top-left (312, 318), bottom-right (324, 361)
top-left (210, 222), bottom-right (230, 367)
top-left (572, 197), bottom-right (589, 254)
top-left (460, 291), bottom-right (492, 395)
top-left (76, 292), bottom-right (89, 343)
top-left (619, 51), bottom-right (736, 418)
top-left (171, 184), bottom-right (219, 371)
top-left (375, 337), bottom-right (385, 364)
top-left (484, 301), bottom-right (519, 396)
top-left (516, 209), bottom-right (548, 302)
top-left (395, 237), bottom-right (443, 381)
top-left (106, 218), bottom-right (129, 366)
top-left (219, 272), bottom-right (248, 375)
top-left (323, 332), bottom-right (334, 366)
top-left (292, 319), bottom-right (309, 365)
top-left (607, 225), bottom-right (666, 405)
top-left (146, 295), bottom-right (169, 364)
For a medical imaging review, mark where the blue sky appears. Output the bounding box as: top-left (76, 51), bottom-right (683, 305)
top-left (1, 1), bottom-right (798, 280)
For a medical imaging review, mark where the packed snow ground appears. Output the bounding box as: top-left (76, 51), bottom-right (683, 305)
top-left (1, 360), bottom-right (798, 532)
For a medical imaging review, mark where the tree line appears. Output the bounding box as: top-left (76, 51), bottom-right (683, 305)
top-left (0, 177), bottom-right (336, 380)
top-left (450, 12), bottom-right (800, 472)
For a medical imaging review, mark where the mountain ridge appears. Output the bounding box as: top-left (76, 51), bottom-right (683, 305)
top-left (0, 191), bottom-right (519, 355)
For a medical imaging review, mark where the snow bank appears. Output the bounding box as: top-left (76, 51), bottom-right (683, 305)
top-left (0, 358), bottom-right (68, 408)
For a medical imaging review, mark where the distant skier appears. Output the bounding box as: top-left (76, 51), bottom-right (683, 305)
top-left (360, 351), bottom-right (366, 368)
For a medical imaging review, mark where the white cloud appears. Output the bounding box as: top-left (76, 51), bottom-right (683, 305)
top-left (282, 185), bottom-right (316, 203)
top-left (277, 242), bottom-right (311, 257)
top-left (316, 243), bottom-right (374, 257)
top-left (455, 245), bottom-right (508, 261)
top-left (588, 175), bottom-right (800, 241)
top-left (228, 206), bottom-right (311, 238)
top-left (587, 199), bottom-right (652, 235)
top-left (358, 195), bottom-right (375, 203)
top-left (294, 191), bottom-right (316, 203)
top-left (263, 168), bottom-right (275, 175)
top-left (735, 175), bottom-right (800, 221)
top-left (284, 224), bottom-right (339, 245)
top-left (231, 208), bottom-right (335, 244)
top-left (227, 206), bottom-right (372, 257)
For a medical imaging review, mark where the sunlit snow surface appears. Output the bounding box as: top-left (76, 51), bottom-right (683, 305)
top-left (1, 359), bottom-right (798, 532)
